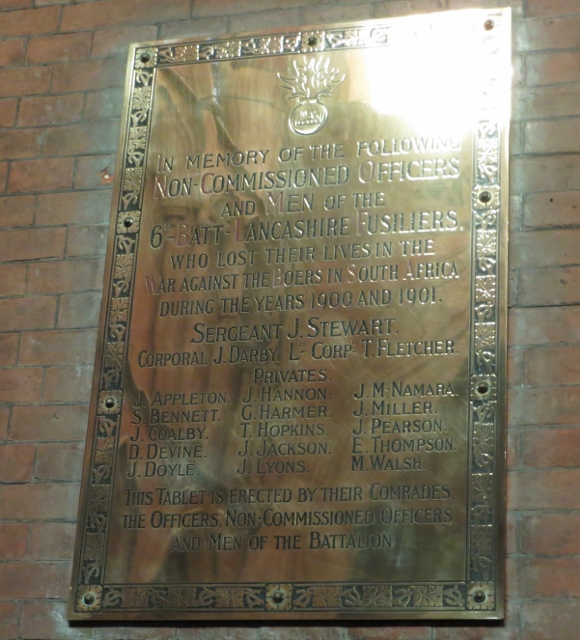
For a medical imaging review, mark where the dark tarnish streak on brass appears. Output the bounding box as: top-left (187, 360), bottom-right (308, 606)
top-left (69, 9), bottom-right (510, 621)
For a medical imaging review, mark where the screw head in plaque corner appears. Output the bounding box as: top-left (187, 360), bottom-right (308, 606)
top-left (278, 57), bottom-right (345, 135)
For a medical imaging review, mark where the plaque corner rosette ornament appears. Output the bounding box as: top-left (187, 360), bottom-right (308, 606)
top-left (69, 8), bottom-right (510, 622)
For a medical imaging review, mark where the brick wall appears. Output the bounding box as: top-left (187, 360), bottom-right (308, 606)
top-left (0, 0), bottom-right (578, 638)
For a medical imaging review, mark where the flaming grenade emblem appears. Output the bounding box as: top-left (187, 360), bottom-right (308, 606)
top-left (278, 57), bottom-right (345, 135)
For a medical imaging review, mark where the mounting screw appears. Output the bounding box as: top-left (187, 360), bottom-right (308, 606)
top-left (124, 217), bottom-right (134, 228)
top-left (307, 36), bottom-right (318, 47)
top-left (473, 589), bottom-right (487, 604)
top-left (82, 593), bottom-right (96, 606)
top-left (477, 382), bottom-right (489, 395)
top-left (140, 52), bottom-right (151, 63)
top-left (104, 397), bottom-right (116, 409)
top-left (272, 590), bottom-right (285, 604)
top-left (479, 190), bottom-right (492, 204)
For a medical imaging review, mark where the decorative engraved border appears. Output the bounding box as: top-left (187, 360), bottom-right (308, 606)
top-left (71, 11), bottom-right (509, 619)
top-left (74, 47), bottom-right (154, 615)
top-left (85, 582), bottom-right (468, 614)
top-left (155, 26), bottom-right (391, 66)
top-left (467, 11), bottom-right (508, 612)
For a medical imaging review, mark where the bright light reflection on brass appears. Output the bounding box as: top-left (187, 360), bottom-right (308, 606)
top-left (69, 9), bottom-right (510, 621)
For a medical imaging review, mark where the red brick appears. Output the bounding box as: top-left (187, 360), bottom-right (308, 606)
top-left (35, 442), bottom-right (84, 481)
top-left (96, 625), bottom-right (176, 640)
top-left (510, 229), bottom-right (580, 268)
top-left (512, 154), bottom-right (580, 193)
top-left (510, 386), bottom-right (580, 426)
top-left (0, 126), bottom-right (44, 158)
top-left (508, 346), bottom-right (524, 387)
top-left (0, 227), bottom-right (65, 261)
top-left (43, 364), bottom-right (93, 402)
top-left (526, 346), bottom-right (580, 386)
top-left (0, 38), bottom-right (25, 66)
top-left (0, 523), bottom-right (28, 560)
top-left (302, 4), bottom-right (374, 24)
top-left (191, 0), bottom-right (313, 17)
top-left (0, 296), bottom-right (56, 331)
top-left (10, 404), bottom-right (89, 441)
top-left (506, 511), bottom-right (517, 556)
top-left (523, 191), bottom-right (580, 229)
top-left (57, 291), bottom-right (102, 328)
top-left (507, 426), bottom-right (520, 471)
top-left (0, 98), bottom-right (17, 127)
top-left (514, 83), bottom-right (580, 119)
top-left (27, 258), bottom-right (104, 294)
top-left (0, 482), bottom-right (79, 519)
top-left (363, 0), bottom-right (443, 20)
top-left (91, 24), bottom-right (159, 58)
top-left (518, 266), bottom-right (580, 306)
top-left (0, 443), bottom-right (35, 481)
top-left (0, 562), bottom-right (70, 599)
top-left (522, 513), bottom-right (580, 555)
top-left (66, 224), bottom-right (108, 257)
top-left (8, 157), bottom-right (75, 193)
top-left (84, 87), bottom-right (124, 121)
top-left (0, 406), bottom-right (7, 441)
top-left (522, 426), bottom-right (580, 467)
top-left (0, 66), bottom-right (51, 98)
top-left (513, 53), bottom-right (525, 89)
top-left (509, 121), bottom-right (523, 157)
top-left (525, 118), bottom-right (580, 154)
top-left (194, 632), bottom-right (289, 640)
top-left (256, 632), bottom-right (346, 640)
top-left (43, 122), bottom-right (118, 157)
top-left (27, 32), bottom-right (91, 64)
top-left (21, 601), bottom-right (93, 640)
top-left (62, 0), bottom-right (189, 30)
top-left (510, 469), bottom-right (580, 510)
top-left (246, 8), bottom-right (304, 31)
top-left (515, 557), bottom-right (580, 598)
top-left (433, 603), bottom-right (519, 639)
top-left (29, 522), bottom-right (76, 560)
top-left (527, 0), bottom-right (580, 17)
top-left (515, 15), bottom-right (580, 52)
top-left (347, 626), bottom-right (431, 640)
top-left (508, 194), bottom-right (522, 231)
top-left (0, 162), bottom-right (7, 193)
top-left (0, 195), bottom-right (36, 227)
top-left (19, 328), bottom-right (97, 365)
top-left (74, 153), bottom-right (117, 189)
top-left (2, 0), bottom-right (33, 9)
top-left (0, 602), bottom-right (19, 640)
top-left (169, 629), bottom-right (260, 640)
top-left (37, 189), bottom-right (111, 225)
top-left (159, 16), bottom-right (226, 39)
top-left (52, 58), bottom-right (125, 93)
top-left (18, 93), bottom-right (84, 127)
top-left (0, 367), bottom-right (43, 403)
top-left (521, 600), bottom-right (580, 640)
top-left (526, 51), bottom-right (580, 86)
top-left (513, 275), bottom-right (523, 311)
top-left (0, 7), bottom-right (60, 37)
top-left (0, 333), bottom-right (19, 366)
top-left (509, 306), bottom-right (580, 345)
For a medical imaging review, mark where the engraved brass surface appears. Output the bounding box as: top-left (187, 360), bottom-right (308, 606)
top-left (69, 9), bottom-right (510, 621)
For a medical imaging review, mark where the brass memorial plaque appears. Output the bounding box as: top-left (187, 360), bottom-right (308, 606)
top-left (70, 9), bottom-right (510, 621)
